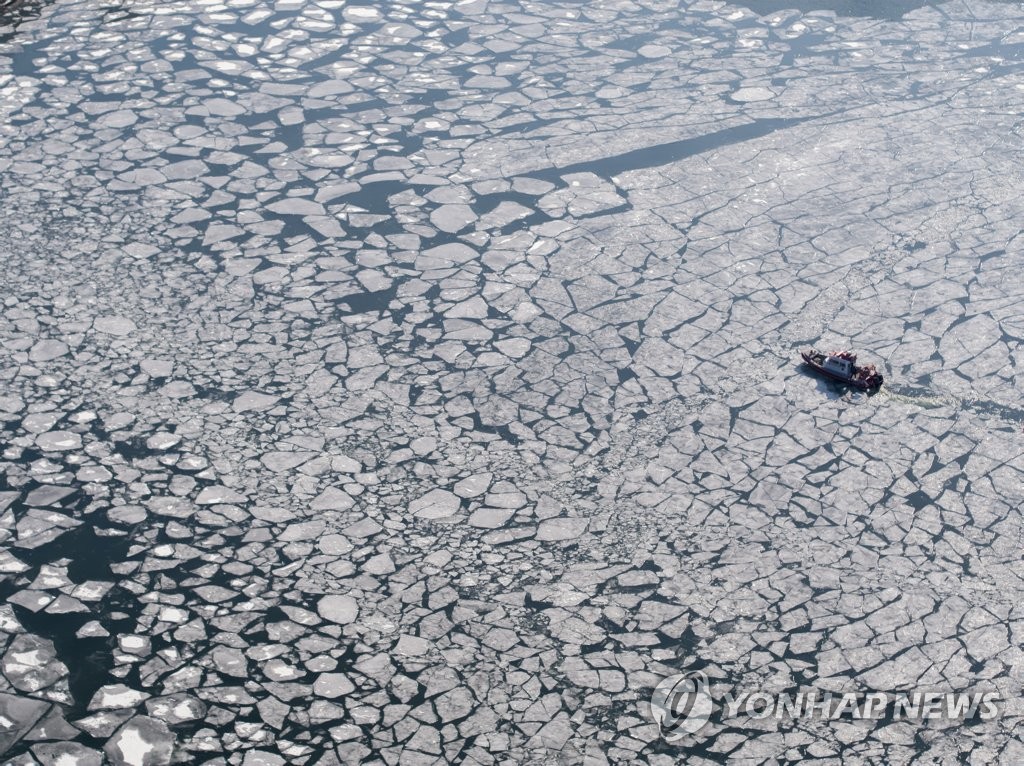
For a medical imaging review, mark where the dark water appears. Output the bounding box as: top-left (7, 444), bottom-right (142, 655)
top-left (737, 0), bottom-right (934, 20)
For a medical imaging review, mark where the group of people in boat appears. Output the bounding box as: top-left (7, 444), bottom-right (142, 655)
top-left (827, 349), bottom-right (882, 384)
top-left (855, 364), bottom-right (880, 382)
top-left (803, 347), bottom-right (885, 390)
top-left (829, 350), bottom-right (858, 362)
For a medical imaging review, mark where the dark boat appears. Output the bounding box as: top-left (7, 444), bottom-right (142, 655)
top-left (801, 349), bottom-right (883, 391)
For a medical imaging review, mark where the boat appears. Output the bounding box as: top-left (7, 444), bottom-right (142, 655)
top-left (801, 348), bottom-right (883, 391)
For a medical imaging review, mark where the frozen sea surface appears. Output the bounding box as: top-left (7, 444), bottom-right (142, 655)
top-left (1, 0), bottom-right (1024, 762)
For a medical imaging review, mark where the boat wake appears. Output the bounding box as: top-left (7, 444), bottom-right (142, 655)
top-left (879, 385), bottom-right (957, 410)
top-left (882, 384), bottom-right (1024, 427)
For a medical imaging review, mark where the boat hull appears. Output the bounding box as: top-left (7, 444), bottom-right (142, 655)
top-left (801, 350), bottom-right (882, 391)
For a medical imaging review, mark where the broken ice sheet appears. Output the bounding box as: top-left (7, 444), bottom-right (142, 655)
top-left (2, 0), bottom-right (1024, 763)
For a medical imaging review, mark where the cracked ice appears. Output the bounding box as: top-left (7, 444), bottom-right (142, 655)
top-left (1, 0), bottom-right (1024, 763)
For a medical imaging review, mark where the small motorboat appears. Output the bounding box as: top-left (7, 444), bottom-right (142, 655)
top-left (801, 348), bottom-right (883, 391)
